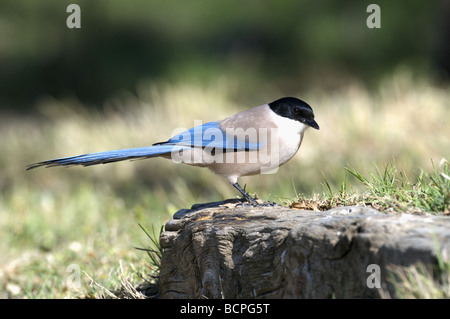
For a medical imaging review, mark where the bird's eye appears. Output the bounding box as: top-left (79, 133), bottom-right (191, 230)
top-left (292, 108), bottom-right (300, 116)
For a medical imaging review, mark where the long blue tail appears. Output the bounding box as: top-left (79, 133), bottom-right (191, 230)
top-left (26, 144), bottom-right (188, 170)
top-left (27, 121), bottom-right (263, 170)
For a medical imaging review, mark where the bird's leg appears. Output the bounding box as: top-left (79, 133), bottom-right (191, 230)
top-left (232, 182), bottom-right (259, 206)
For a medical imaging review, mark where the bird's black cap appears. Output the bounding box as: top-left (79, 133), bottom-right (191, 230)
top-left (269, 97), bottom-right (319, 130)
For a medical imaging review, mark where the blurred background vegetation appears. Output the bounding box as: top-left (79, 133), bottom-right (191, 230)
top-left (0, 0), bottom-right (449, 298)
top-left (0, 0), bottom-right (448, 110)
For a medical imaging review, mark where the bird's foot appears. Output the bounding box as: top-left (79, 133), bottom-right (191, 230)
top-left (232, 182), bottom-right (281, 207)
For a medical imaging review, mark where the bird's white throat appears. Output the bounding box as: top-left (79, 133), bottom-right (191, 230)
top-left (268, 105), bottom-right (309, 136)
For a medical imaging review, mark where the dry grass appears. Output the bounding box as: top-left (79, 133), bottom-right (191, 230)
top-left (385, 263), bottom-right (450, 299)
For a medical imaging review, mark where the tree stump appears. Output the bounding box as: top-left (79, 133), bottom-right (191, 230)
top-left (158, 200), bottom-right (450, 298)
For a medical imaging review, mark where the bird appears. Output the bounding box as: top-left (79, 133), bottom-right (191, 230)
top-left (27, 97), bottom-right (319, 205)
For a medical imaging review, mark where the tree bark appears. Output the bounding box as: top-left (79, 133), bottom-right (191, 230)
top-left (159, 200), bottom-right (450, 298)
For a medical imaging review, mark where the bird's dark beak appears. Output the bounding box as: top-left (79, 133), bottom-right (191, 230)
top-left (307, 119), bottom-right (320, 130)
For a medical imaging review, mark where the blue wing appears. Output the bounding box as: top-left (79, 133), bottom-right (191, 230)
top-left (27, 121), bottom-right (262, 170)
top-left (161, 121), bottom-right (261, 151)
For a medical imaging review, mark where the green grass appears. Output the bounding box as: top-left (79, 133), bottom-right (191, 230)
top-left (0, 183), bottom-right (165, 298)
top-left (0, 72), bottom-right (449, 298)
top-left (340, 159), bottom-right (450, 214)
top-left (288, 159), bottom-right (450, 215)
